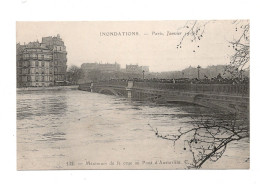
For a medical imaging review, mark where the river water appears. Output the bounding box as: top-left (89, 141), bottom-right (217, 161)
top-left (17, 88), bottom-right (249, 170)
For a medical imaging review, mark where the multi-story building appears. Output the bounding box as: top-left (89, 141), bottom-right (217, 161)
top-left (42, 34), bottom-right (67, 83)
top-left (16, 34), bottom-right (67, 87)
top-left (16, 41), bottom-right (52, 87)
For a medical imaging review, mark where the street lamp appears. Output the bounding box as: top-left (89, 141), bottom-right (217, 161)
top-left (197, 65), bottom-right (201, 79)
top-left (142, 70), bottom-right (145, 80)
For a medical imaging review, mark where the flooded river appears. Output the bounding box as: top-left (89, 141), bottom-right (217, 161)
top-left (17, 88), bottom-right (249, 170)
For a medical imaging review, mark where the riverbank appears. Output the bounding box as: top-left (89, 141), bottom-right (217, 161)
top-left (16, 85), bottom-right (79, 92)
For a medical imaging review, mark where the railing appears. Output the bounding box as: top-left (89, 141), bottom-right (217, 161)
top-left (97, 80), bottom-right (128, 87)
top-left (80, 81), bottom-right (249, 96)
top-left (78, 83), bottom-right (92, 91)
top-left (134, 81), bottom-right (249, 96)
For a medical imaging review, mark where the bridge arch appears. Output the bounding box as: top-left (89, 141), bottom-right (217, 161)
top-left (193, 94), bottom-right (205, 102)
top-left (159, 94), bottom-right (207, 107)
top-left (193, 94), bottom-right (219, 109)
top-left (98, 88), bottom-right (119, 96)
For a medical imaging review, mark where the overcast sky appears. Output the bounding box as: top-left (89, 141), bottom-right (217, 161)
top-left (16, 20), bottom-right (244, 72)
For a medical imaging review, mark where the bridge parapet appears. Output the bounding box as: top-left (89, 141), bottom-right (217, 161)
top-left (78, 82), bottom-right (92, 91)
top-left (97, 80), bottom-right (128, 87)
top-left (79, 81), bottom-right (249, 96)
top-left (78, 80), bottom-right (249, 115)
top-left (133, 81), bottom-right (249, 96)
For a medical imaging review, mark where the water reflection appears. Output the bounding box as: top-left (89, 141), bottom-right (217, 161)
top-left (17, 90), bottom-right (68, 120)
top-left (149, 111), bottom-right (249, 169)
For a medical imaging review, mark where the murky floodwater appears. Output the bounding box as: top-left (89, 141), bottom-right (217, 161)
top-left (17, 88), bottom-right (249, 170)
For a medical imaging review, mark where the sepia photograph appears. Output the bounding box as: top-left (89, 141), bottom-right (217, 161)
top-left (16, 20), bottom-right (250, 170)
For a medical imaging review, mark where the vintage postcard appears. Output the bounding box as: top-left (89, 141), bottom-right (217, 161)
top-left (16, 20), bottom-right (249, 170)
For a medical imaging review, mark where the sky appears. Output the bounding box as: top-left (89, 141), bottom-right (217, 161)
top-left (16, 20), bottom-right (245, 72)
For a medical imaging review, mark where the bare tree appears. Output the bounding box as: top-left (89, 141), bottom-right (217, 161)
top-left (156, 20), bottom-right (250, 169)
top-left (177, 20), bottom-right (213, 50)
top-left (67, 65), bottom-right (84, 84)
top-left (177, 20), bottom-right (250, 78)
top-left (148, 115), bottom-right (249, 169)
top-left (225, 20), bottom-right (250, 78)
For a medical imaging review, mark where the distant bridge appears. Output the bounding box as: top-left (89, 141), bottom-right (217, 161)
top-left (78, 80), bottom-right (249, 115)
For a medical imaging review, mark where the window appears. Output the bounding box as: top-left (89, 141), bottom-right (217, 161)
top-left (18, 77), bottom-right (22, 82)
top-left (35, 73), bottom-right (39, 82)
top-left (41, 61), bottom-right (45, 67)
top-left (36, 61), bottom-right (39, 67)
top-left (23, 54), bottom-right (27, 60)
top-left (42, 75), bottom-right (45, 82)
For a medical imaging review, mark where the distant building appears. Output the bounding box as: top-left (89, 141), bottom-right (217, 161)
top-left (126, 64), bottom-right (141, 73)
top-left (126, 64), bottom-right (149, 73)
top-left (16, 34), bottom-right (67, 87)
top-left (81, 62), bottom-right (120, 73)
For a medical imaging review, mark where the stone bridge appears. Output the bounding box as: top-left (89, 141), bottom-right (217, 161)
top-left (78, 80), bottom-right (249, 115)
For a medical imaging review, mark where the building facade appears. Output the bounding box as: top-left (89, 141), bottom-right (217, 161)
top-left (17, 34), bottom-right (67, 87)
top-left (42, 34), bottom-right (67, 83)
